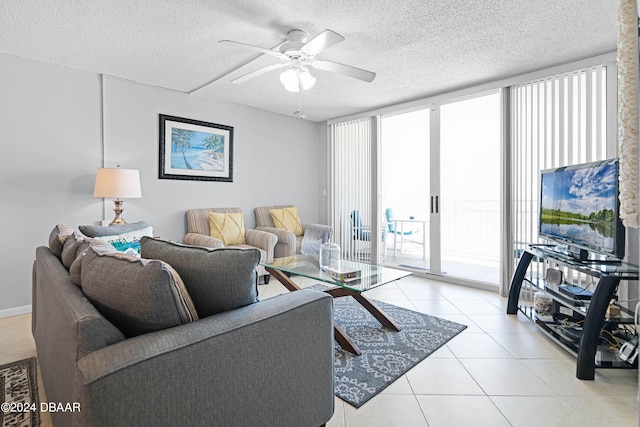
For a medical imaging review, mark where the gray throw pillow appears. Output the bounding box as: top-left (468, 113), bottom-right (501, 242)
top-left (48, 224), bottom-right (74, 257)
top-left (61, 233), bottom-right (83, 269)
top-left (80, 247), bottom-right (198, 338)
top-left (69, 239), bottom-right (91, 285)
top-left (69, 238), bottom-right (117, 286)
top-left (140, 237), bottom-right (260, 318)
top-left (78, 221), bottom-right (150, 237)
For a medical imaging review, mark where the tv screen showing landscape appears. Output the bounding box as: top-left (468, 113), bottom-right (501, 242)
top-left (539, 159), bottom-right (623, 258)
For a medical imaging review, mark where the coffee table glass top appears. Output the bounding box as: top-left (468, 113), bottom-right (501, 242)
top-left (262, 255), bottom-right (411, 292)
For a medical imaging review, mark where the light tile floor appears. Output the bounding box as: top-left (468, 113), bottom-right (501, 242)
top-left (1, 275), bottom-right (637, 427)
top-left (261, 274), bottom-right (638, 427)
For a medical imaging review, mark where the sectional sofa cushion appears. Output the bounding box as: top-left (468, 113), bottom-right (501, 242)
top-left (80, 247), bottom-right (198, 338)
top-left (140, 237), bottom-right (260, 318)
top-left (78, 220), bottom-right (150, 237)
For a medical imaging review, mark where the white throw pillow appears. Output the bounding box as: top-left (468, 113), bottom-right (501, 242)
top-left (93, 226), bottom-right (154, 256)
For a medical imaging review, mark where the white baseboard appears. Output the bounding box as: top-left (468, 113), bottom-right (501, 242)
top-left (0, 305), bottom-right (32, 319)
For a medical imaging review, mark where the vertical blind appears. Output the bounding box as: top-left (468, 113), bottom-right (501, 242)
top-left (511, 65), bottom-right (610, 290)
top-left (329, 117), bottom-right (380, 262)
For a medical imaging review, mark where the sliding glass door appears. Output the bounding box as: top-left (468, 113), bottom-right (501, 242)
top-left (440, 93), bottom-right (501, 283)
top-left (380, 109), bottom-right (431, 270)
top-left (381, 91), bottom-right (501, 286)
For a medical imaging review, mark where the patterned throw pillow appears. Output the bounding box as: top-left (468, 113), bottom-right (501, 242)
top-left (208, 212), bottom-right (246, 245)
top-left (93, 226), bottom-right (153, 256)
top-left (80, 247), bottom-right (198, 338)
top-left (270, 206), bottom-right (303, 236)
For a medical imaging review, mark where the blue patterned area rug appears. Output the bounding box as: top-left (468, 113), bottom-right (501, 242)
top-left (330, 293), bottom-right (466, 408)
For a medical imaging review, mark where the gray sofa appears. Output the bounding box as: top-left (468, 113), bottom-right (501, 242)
top-left (32, 226), bottom-right (335, 427)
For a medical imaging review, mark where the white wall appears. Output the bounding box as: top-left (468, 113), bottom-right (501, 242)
top-left (101, 77), bottom-right (325, 240)
top-left (0, 53), bottom-right (326, 313)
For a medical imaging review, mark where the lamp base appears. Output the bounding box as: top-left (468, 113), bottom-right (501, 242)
top-left (110, 199), bottom-right (127, 225)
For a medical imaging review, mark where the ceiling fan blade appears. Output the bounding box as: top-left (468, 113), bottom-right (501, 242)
top-left (301, 29), bottom-right (345, 56)
top-left (231, 62), bottom-right (289, 84)
top-left (312, 60), bottom-right (376, 83)
top-left (218, 40), bottom-right (284, 59)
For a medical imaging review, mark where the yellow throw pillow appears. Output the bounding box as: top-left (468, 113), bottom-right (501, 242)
top-left (270, 206), bottom-right (303, 236)
top-left (208, 212), bottom-right (246, 245)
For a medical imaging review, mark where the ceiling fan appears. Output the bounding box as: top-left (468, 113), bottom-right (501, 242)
top-left (218, 29), bottom-right (376, 92)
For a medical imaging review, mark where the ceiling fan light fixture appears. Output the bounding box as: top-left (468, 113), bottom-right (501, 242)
top-left (280, 67), bottom-right (316, 92)
top-left (284, 82), bottom-right (300, 92)
top-left (280, 68), bottom-right (299, 92)
top-left (299, 69), bottom-right (316, 90)
top-left (219, 29), bottom-right (376, 97)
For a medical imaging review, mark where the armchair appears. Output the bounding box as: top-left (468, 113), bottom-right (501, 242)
top-left (184, 208), bottom-right (277, 283)
top-left (254, 205), bottom-right (332, 258)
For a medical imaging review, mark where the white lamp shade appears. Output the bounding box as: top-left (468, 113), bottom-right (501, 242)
top-left (93, 167), bottom-right (142, 199)
top-left (280, 68), bottom-right (297, 85)
top-left (298, 69), bottom-right (316, 90)
top-left (279, 68), bottom-right (316, 92)
top-left (280, 69), bottom-right (300, 92)
top-left (283, 82), bottom-right (300, 92)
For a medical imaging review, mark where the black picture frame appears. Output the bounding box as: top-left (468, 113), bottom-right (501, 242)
top-left (159, 114), bottom-right (234, 182)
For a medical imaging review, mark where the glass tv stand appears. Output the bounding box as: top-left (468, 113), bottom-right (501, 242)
top-left (507, 244), bottom-right (639, 380)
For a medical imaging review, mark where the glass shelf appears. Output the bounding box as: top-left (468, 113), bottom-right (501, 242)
top-left (518, 300), bottom-right (637, 369)
top-left (508, 245), bottom-right (639, 379)
top-left (530, 245), bottom-right (639, 278)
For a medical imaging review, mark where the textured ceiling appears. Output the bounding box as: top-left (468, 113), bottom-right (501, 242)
top-left (0, 0), bottom-right (618, 122)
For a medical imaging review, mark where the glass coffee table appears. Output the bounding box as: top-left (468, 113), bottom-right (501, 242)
top-left (262, 255), bottom-right (411, 355)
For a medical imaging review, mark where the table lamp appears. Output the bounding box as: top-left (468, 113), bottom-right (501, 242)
top-left (93, 165), bottom-right (142, 225)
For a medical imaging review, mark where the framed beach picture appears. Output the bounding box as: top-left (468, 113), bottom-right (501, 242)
top-left (159, 114), bottom-right (234, 182)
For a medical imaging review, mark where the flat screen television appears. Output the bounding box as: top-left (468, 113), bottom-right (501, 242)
top-left (539, 158), bottom-right (625, 260)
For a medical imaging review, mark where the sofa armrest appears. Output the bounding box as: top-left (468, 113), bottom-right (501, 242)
top-left (255, 226), bottom-right (295, 244)
top-left (244, 228), bottom-right (277, 261)
top-left (256, 226), bottom-right (296, 258)
top-left (303, 223), bottom-right (333, 243)
top-left (183, 232), bottom-right (224, 249)
top-left (75, 290), bottom-right (334, 427)
top-left (304, 223), bottom-right (332, 235)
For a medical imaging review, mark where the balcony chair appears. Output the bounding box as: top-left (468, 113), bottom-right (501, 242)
top-left (184, 207), bottom-right (277, 284)
top-left (350, 209), bottom-right (386, 261)
top-left (385, 207), bottom-right (418, 254)
top-left (254, 205), bottom-right (332, 258)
